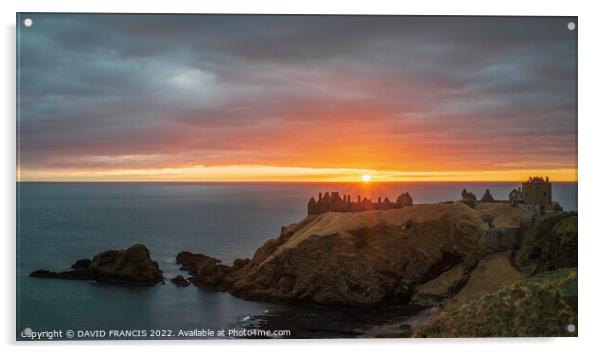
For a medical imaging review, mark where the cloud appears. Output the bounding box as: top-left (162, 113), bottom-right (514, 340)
top-left (17, 14), bottom-right (577, 178)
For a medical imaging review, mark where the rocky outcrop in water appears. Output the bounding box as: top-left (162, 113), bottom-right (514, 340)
top-left (30, 244), bottom-right (164, 286)
top-left (171, 275), bottom-right (190, 287)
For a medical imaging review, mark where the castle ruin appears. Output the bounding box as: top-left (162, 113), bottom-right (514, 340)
top-left (480, 189), bottom-right (496, 203)
top-left (308, 192), bottom-right (413, 215)
top-left (307, 176), bottom-right (557, 216)
top-left (509, 176), bottom-right (552, 207)
top-left (459, 188), bottom-right (496, 207)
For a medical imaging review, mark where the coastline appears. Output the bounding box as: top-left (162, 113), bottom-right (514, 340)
top-left (18, 183), bottom-right (578, 338)
top-left (240, 303), bottom-right (428, 339)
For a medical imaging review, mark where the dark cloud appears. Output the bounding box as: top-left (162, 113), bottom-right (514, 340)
top-left (17, 14), bottom-right (577, 173)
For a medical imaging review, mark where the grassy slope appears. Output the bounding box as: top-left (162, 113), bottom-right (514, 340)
top-left (413, 268), bottom-right (577, 337)
top-left (445, 251), bottom-right (524, 307)
top-left (476, 203), bottom-right (523, 228)
top-left (411, 251), bottom-right (524, 307)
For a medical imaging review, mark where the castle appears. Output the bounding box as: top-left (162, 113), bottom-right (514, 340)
top-left (509, 176), bottom-right (552, 206)
top-left (308, 192), bottom-right (413, 215)
top-left (308, 177), bottom-right (556, 216)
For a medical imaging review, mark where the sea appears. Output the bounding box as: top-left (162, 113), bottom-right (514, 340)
top-left (16, 182), bottom-right (577, 340)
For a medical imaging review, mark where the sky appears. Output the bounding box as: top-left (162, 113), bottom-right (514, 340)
top-left (17, 14), bottom-right (578, 182)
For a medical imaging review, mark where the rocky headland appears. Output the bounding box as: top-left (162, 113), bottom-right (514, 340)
top-left (177, 195), bottom-right (577, 337)
top-left (30, 244), bottom-right (164, 286)
top-left (178, 201), bottom-right (525, 305)
top-left (27, 183), bottom-right (577, 337)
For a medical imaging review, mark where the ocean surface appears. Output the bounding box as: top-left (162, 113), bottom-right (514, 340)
top-left (16, 182), bottom-right (577, 339)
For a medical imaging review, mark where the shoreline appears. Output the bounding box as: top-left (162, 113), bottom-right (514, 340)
top-left (240, 303), bottom-right (428, 339)
top-left (359, 306), bottom-right (442, 338)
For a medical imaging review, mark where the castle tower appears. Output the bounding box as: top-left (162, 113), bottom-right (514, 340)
top-left (521, 176), bottom-right (552, 206)
top-left (307, 197), bottom-right (318, 215)
top-left (330, 192), bottom-right (347, 212)
top-left (396, 192), bottom-right (413, 208)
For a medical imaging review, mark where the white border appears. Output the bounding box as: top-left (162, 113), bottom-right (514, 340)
top-left (3, 0), bottom-right (601, 353)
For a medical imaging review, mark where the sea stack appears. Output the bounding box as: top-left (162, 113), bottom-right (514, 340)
top-left (30, 244), bottom-right (164, 286)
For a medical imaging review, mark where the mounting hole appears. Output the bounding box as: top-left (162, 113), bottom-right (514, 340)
top-left (566, 324), bottom-right (576, 333)
top-left (23, 18), bottom-right (33, 27)
top-left (567, 22), bottom-right (576, 31)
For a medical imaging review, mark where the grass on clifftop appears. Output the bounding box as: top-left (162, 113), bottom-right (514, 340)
top-left (476, 203), bottom-right (523, 229)
top-left (413, 268), bottom-right (577, 337)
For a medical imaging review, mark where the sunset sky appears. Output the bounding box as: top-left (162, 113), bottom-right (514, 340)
top-left (17, 15), bottom-right (577, 182)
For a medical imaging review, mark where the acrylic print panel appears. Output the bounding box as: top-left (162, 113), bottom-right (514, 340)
top-left (16, 14), bottom-right (577, 340)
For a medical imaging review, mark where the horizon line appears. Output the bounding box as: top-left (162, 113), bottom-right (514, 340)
top-left (16, 165), bottom-right (577, 184)
top-left (15, 179), bottom-right (579, 184)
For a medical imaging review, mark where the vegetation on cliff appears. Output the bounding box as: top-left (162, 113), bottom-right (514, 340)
top-left (516, 212), bottom-right (578, 273)
top-left (441, 251), bottom-right (524, 307)
top-left (412, 212), bottom-right (578, 338)
top-left (413, 268), bottom-right (577, 337)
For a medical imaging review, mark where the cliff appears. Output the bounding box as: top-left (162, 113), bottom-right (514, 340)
top-left (516, 212), bottom-right (578, 273)
top-left (411, 212), bottom-right (578, 337)
top-left (179, 202), bottom-right (523, 306)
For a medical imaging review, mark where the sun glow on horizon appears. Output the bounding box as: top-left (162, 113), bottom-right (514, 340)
top-left (17, 164), bottom-right (578, 183)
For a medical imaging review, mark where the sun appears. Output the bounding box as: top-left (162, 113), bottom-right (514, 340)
top-left (361, 174), bottom-right (372, 182)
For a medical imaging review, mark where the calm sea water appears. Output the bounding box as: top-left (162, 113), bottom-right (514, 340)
top-left (16, 182), bottom-right (577, 339)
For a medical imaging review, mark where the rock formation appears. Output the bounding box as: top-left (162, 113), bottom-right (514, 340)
top-left (71, 258), bottom-right (92, 269)
top-left (171, 275), bottom-right (190, 287)
top-left (178, 203), bottom-right (525, 306)
top-left (175, 251), bottom-right (230, 287)
top-left (30, 244), bottom-right (164, 286)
